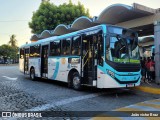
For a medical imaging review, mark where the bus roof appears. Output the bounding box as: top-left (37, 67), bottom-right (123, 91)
top-left (20, 24), bottom-right (105, 48)
top-left (20, 24), bottom-right (135, 48)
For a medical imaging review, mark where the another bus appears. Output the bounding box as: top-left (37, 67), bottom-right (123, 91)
top-left (151, 46), bottom-right (155, 58)
top-left (19, 24), bottom-right (141, 90)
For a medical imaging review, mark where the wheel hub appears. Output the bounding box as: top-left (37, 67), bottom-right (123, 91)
top-left (73, 76), bottom-right (80, 86)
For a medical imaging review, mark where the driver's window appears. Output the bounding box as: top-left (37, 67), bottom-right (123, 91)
top-left (110, 37), bottom-right (118, 58)
top-left (110, 37), bottom-right (128, 59)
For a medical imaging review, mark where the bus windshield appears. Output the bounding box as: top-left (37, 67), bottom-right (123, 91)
top-left (107, 27), bottom-right (140, 64)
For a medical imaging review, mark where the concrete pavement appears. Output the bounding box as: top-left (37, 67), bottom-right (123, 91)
top-left (1, 65), bottom-right (160, 120)
top-left (92, 82), bottom-right (160, 120)
top-left (93, 98), bottom-right (160, 120)
top-left (134, 81), bottom-right (160, 94)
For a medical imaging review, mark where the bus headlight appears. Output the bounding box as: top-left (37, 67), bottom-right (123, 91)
top-left (107, 70), bottom-right (115, 78)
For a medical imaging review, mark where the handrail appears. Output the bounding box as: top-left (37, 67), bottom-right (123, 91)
top-left (82, 50), bottom-right (89, 60)
top-left (83, 58), bottom-right (88, 68)
top-left (82, 50), bottom-right (89, 68)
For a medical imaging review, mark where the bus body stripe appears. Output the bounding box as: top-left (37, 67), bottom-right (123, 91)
top-left (52, 60), bottom-right (59, 80)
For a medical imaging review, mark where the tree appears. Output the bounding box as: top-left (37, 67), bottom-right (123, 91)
top-left (0, 44), bottom-right (18, 63)
top-left (29, 0), bottom-right (90, 34)
top-left (0, 44), bottom-right (14, 58)
top-left (0, 34), bottom-right (18, 63)
top-left (8, 34), bottom-right (17, 47)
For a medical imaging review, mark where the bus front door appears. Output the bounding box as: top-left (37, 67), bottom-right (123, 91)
top-left (24, 48), bottom-right (29, 74)
top-left (41, 45), bottom-right (49, 78)
top-left (82, 35), bottom-right (97, 86)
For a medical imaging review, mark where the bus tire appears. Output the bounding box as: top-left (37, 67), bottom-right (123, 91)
top-left (72, 72), bottom-right (81, 90)
top-left (30, 68), bottom-right (36, 81)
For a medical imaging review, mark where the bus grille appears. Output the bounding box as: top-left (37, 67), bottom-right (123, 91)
top-left (106, 60), bottom-right (141, 72)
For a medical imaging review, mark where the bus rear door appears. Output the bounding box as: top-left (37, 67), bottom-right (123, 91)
top-left (41, 45), bottom-right (49, 78)
top-left (24, 48), bottom-right (29, 74)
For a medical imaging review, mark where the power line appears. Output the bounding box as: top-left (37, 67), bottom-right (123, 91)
top-left (0, 20), bottom-right (29, 22)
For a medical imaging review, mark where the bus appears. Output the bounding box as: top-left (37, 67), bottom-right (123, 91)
top-left (19, 24), bottom-right (141, 90)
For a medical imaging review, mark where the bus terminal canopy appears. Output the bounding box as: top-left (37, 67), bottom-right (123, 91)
top-left (30, 3), bottom-right (156, 41)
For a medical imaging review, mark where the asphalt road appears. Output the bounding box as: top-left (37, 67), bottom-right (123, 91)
top-left (0, 65), bottom-right (160, 119)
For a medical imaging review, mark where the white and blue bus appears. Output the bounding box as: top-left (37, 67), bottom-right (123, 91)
top-left (151, 46), bottom-right (155, 58)
top-left (19, 24), bottom-right (141, 90)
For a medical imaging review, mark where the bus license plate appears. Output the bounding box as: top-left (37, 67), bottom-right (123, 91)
top-left (127, 83), bottom-right (134, 87)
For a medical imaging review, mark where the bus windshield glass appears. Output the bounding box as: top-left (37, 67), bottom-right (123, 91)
top-left (107, 27), bottom-right (140, 64)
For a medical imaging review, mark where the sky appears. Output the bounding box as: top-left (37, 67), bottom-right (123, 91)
top-left (0, 0), bottom-right (159, 47)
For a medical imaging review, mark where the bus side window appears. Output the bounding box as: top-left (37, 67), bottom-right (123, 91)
top-left (35, 45), bottom-right (40, 57)
top-left (50, 40), bottom-right (61, 56)
top-left (72, 36), bottom-right (81, 55)
top-left (30, 45), bottom-right (40, 57)
top-left (61, 38), bottom-right (71, 55)
top-left (57, 40), bottom-right (61, 55)
top-left (30, 46), bottom-right (34, 57)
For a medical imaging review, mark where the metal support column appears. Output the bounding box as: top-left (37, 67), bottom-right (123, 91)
top-left (154, 21), bottom-right (160, 84)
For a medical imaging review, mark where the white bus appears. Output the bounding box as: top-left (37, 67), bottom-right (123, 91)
top-left (19, 24), bottom-right (141, 90)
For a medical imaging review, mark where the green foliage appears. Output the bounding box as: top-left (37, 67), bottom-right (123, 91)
top-left (29, 0), bottom-right (90, 34)
top-left (0, 44), bottom-right (18, 60)
top-left (0, 34), bottom-right (18, 61)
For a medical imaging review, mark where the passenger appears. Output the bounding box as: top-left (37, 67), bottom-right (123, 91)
top-left (146, 57), bottom-right (155, 82)
top-left (140, 57), bottom-right (146, 82)
top-left (148, 57), bottom-right (155, 82)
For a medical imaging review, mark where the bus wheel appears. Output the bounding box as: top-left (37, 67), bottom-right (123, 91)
top-left (30, 68), bottom-right (36, 81)
top-left (72, 72), bottom-right (81, 90)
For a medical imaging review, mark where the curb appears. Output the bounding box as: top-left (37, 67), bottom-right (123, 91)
top-left (134, 86), bottom-right (160, 94)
